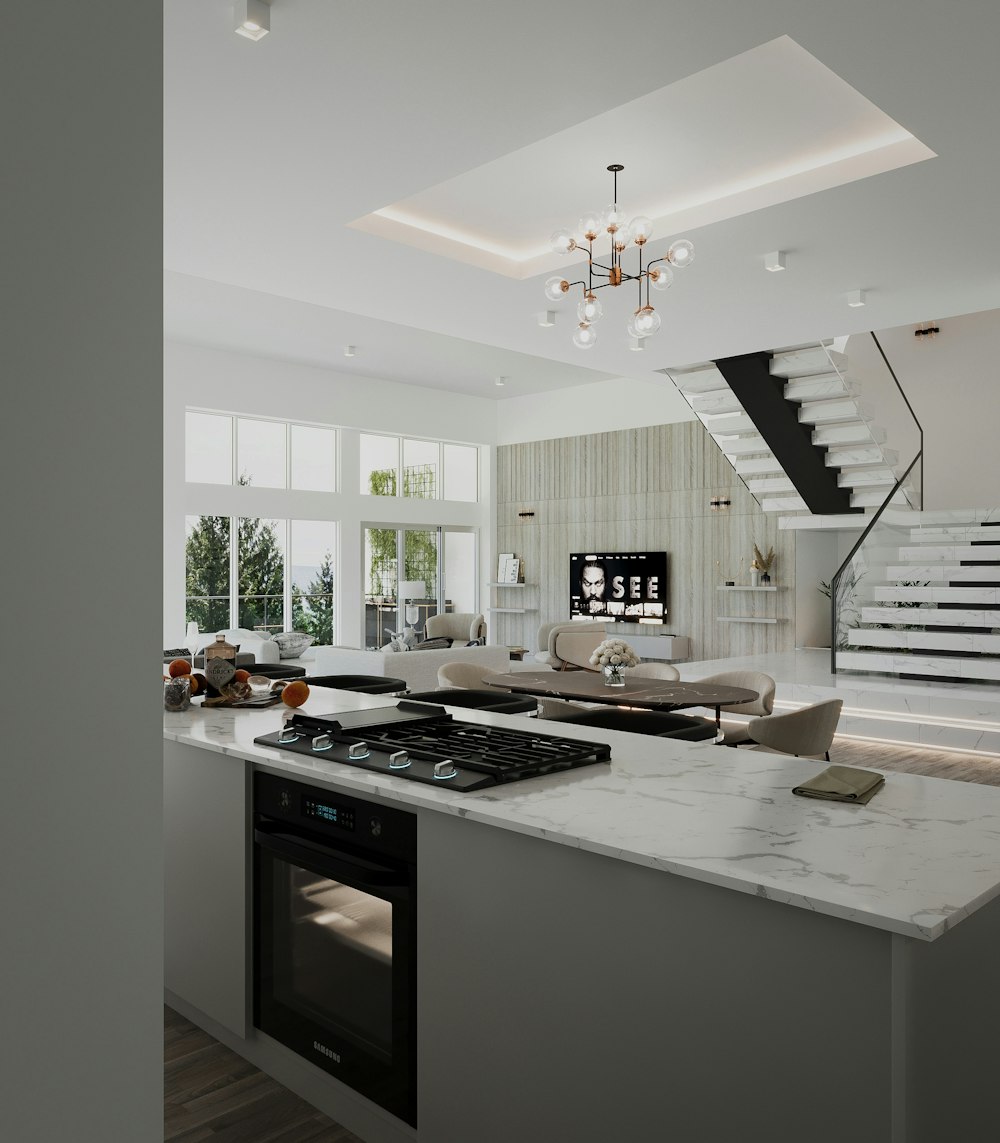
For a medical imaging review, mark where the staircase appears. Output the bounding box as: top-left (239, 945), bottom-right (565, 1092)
top-left (837, 516), bottom-right (1000, 683)
top-left (669, 345), bottom-right (912, 516)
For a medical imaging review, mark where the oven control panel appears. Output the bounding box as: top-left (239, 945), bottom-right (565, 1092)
top-left (303, 797), bottom-right (355, 832)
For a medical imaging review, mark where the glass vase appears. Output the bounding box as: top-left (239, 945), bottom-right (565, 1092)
top-left (604, 664), bottom-right (626, 688)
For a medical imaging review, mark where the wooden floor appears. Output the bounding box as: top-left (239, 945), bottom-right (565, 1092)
top-left (164, 1006), bottom-right (363, 1143)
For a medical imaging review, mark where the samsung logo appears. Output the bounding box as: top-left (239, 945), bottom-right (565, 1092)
top-left (313, 1040), bottom-right (341, 1063)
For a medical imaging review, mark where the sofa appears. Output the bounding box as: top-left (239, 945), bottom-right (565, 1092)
top-left (309, 643), bottom-right (511, 694)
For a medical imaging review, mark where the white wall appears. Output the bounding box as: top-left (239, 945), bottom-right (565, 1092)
top-left (871, 309), bottom-right (1000, 510)
top-left (164, 342), bottom-right (494, 646)
top-left (495, 374), bottom-right (696, 445)
top-left (5, 4), bottom-right (163, 1139)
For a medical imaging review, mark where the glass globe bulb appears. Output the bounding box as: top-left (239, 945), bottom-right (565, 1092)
top-left (612, 223), bottom-right (633, 251)
top-left (627, 307), bottom-right (661, 338)
top-left (601, 202), bottom-right (629, 232)
top-left (577, 293), bottom-right (603, 324)
top-left (550, 228), bottom-right (577, 255)
top-left (649, 264), bottom-right (674, 291)
top-left (667, 239), bottom-right (695, 267)
top-left (572, 322), bottom-right (598, 350)
top-left (578, 210), bottom-right (603, 241)
top-left (544, 275), bottom-right (569, 301)
top-left (630, 215), bottom-right (654, 244)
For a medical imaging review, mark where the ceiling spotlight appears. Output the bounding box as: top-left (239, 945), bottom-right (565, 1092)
top-left (536, 310), bottom-right (556, 328)
top-left (234, 0), bottom-right (270, 40)
top-left (846, 289), bottom-right (866, 307)
top-left (343, 345), bottom-right (356, 357)
top-left (764, 251), bottom-right (786, 272)
top-left (546, 164), bottom-right (695, 349)
top-left (495, 376), bottom-right (507, 387)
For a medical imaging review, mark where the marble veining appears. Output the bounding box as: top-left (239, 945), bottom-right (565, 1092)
top-left (164, 683), bottom-right (1000, 944)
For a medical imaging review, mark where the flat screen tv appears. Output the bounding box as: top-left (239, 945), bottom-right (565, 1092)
top-left (569, 551), bottom-right (667, 624)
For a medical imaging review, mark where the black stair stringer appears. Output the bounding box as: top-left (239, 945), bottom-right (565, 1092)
top-left (714, 351), bottom-right (862, 516)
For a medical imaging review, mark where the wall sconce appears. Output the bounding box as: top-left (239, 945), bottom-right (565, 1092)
top-left (517, 509), bottom-right (535, 519)
top-left (914, 324), bottom-right (940, 340)
top-left (710, 496), bottom-right (731, 512)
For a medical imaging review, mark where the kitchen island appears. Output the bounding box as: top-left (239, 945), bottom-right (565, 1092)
top-left (165, 688), bottom-right (1000, 1143)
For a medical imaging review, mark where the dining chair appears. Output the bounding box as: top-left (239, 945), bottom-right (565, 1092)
top-left (691, 670), bottom-right (776, 744)
top-left (744, 698), bottom-right (844, 761)
top-left (437, 662), bottom-right (503, 689)
top-left (629, 662), bottom-right (681, 681)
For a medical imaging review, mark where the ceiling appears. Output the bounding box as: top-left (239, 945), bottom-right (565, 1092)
top-left (164, 0), bottom-right (1000, 400)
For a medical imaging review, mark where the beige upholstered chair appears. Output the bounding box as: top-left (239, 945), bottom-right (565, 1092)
top-left (745, 698), bottom-right (844, 761)
top-left (533, 621), bottom-right (606, 671)
top-left (629, 662), bottom-right (680, 681)
top-left (694, 670), bottom-right (776, 745)
top-left (436, 662), bottom-right (503, 690)
top-left (425, 612), bottom-right (487, 643)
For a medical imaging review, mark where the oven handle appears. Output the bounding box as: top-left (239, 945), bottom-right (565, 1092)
top-left (254, 823), bottom-right (410, 889)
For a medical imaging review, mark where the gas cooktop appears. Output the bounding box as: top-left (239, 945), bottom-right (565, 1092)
top-left (254, 701), bottom-right (611, 792)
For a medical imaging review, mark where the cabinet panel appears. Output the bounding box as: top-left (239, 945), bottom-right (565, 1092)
top-left (164, 741), bottom-right (250, 1037)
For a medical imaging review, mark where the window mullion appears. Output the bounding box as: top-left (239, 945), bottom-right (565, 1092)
top-left (230, 516), bottom-right (239, 630)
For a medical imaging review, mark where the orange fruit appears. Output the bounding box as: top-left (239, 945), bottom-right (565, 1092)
top-left (168, 658), bottom-right (192, 678)
top-left (281, 681), bottom-right (310, 708)
top-left (191, 673), bottom-right (207, 695)
top-left (234, 669), bottom-right (251, 683)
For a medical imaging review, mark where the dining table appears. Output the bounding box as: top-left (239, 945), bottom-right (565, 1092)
top-left (484, 670), bottom-right (759, 727)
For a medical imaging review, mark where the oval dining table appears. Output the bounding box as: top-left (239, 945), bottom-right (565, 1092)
top-left (483, 670), bottom-right (759, 727)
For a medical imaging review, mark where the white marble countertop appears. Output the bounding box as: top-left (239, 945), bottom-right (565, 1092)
top-left (164, 688), bottom-right (1000, 942)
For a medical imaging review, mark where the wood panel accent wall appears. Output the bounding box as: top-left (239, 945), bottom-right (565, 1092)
top-left (494, 422), bottom-right (796, 660)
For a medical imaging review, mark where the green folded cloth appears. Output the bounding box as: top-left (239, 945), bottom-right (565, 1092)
top-left (792, 765), bottom-right (885, 804)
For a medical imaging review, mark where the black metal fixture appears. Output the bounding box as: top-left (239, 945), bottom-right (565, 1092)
top-left (517, 509), bottom-right (535, 518)
top-left (710, 496), bottom-right (731, 512)
top-left (914, 324), bottom-right (940, 340)
top-left (544, 165), bottom-right (696, 349)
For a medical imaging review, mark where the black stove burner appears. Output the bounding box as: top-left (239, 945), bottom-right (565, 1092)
top-left (254, 701), bottom-right (611, 792)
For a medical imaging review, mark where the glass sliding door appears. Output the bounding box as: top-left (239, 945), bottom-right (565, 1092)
top-left (363, 526), bottom-right (476, 649)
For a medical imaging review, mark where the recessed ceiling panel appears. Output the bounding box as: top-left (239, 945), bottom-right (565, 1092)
top-left (352, 36), bottom-right (934, 279)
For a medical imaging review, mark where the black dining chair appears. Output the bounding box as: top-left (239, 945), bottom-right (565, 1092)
top-left (300, 673), bottom-right (407, 694)
top-left (557, 708), bottom-right (720, 741)
top-left (404, 688), bottom-right (538, 715)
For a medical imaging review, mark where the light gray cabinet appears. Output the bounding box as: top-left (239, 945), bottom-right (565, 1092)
top-left (163, 741), bottom-right (250, 1037)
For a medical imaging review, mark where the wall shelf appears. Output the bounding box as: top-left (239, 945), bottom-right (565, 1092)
top-left (488, 607), bottom-right (537, 614)
top-left (487, 582), bottom-right (534, 588)
top-left (717, 616), bottom-right (782, 625)
top-left (716, 585), bottom-right (780, 592)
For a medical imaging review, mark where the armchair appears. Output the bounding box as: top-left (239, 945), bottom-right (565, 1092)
top-left (424, 612), bottom-right (487, 643)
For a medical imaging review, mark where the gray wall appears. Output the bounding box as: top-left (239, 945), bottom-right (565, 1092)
top-left (2, 5), bottom-right (163, 1140)
top-left (495, 421), bottom-right (796, 659)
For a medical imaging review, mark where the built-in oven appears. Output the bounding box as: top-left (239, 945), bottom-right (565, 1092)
top-left (253, 772), bottom-right (417, 1126)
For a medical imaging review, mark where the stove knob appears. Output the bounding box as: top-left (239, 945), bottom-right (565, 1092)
top-left (388, 750), bottom-right (410, 770)
top-left (311, 733), bottom-right (332, 751)
top-left (347, 741), bottom-right (369, 758)
top-left (433, 759), bottom-right (459, 780)
top-left (278, 726), bottom-right (301, 744)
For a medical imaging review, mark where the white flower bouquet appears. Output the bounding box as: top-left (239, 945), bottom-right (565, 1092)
top-left (589, 638), bottom-right (641, 670)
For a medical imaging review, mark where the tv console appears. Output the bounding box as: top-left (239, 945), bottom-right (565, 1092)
top-left (627, 633), bottom-right (690, 661)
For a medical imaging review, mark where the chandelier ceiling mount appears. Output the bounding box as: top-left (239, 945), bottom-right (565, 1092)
top-left (544, 164), bottom-right (695, 349)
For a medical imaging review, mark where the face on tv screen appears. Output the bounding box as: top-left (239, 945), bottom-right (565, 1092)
top-left (569, 552), bottom-right (667, 624)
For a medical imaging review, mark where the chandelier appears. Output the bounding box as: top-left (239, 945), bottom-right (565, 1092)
top-left (544, 164), bottom-right (695, 349)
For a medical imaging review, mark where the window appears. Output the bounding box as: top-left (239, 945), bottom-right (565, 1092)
top-left (361, 434), bottom-right (479, 502)
top-left (185, 516), bottom-right (336, 645)
top-left (185, 412), bottom-right (337, 492)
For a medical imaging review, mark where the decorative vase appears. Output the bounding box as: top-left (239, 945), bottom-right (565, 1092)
top-left (604, 664), bottom-right (626, 688)
top-left (750, 568), bottom-right (760, 588)
top-left (761, 572), bottom-right (772, 585)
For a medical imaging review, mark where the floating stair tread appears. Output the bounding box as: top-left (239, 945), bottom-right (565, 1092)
top-left (733, 455), bottom-right (785, 476)
top-left (872, 585), bottom-right (1000, 605)
top-left (850, 488), bottom-right (911, 508)
top-left (798, 398), bottom-right (873, 425)
top-left (825, 445), bottom-right (898, 468)
top-left (689, 390), bottom-right (744, 415)
top-left (835, 650), bottom-right (1000, 683)
top-left (713, 436), bottom-right (774, 457)
top-left (884, 564), bottom-right (1000, 582)
top-left (845, 629), bottom-right (1000, 653)
top-left (783, 376), bottom-right (860, 402)
top-left (897, 544), bottom-right (1000, 562)
top-left (769, 347), bottom-right (847, 377)
top-left (746, 476), bottom-right (797, 494)
top-left (861, 606), bottom-right (1000, 627)
top-left (812, 422), bottom-right (887, 447)
top-left (762, 496), bottom-right (808, 513)
top-left (837, 467), bottom-right (897, 488)
top-left (701, 411), bottom-right (756, 434)
top-left (668, 364), bottom-right (728, 394)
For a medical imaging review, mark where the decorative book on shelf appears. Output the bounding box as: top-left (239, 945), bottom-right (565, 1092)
top-left (497, 554), bottom-right (522, 584)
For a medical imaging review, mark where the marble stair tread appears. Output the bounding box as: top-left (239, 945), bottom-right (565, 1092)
top-left (733, 454), bottom-right (786, 476)
top-left (825, 444), bottom-right (897, 468)
top-left (812, 422), bottom-right (887, 447)
top-left (783, 375), bottom-right (860, 402)
top-left (861, 606), bottom-right (1000, 627)
top-left (873, 585), bottom-right (1000, 604)
top-left (908, 525), bottom-right (1000, 541)
top-left (746, 475), bottom-right (798, 494)
top-left (885, 564), bottom-right (1000, 582)
top-left (837, 466), bottom-right (897, 488)
top-left (898, 544), bottom-right (1000, 561)
top-left (701, 411), bottom-right (756, 434)
top-left (779, 512), bottom-right (894, 531)
top-left (851, 487), bottom-right (912, 508)
top-left (835, 650), bottom-right (1000, 683)
top-left (797, 397), bottom-right (874, 425)
top-left (761, 495), bottom-right (808, 512)
top-left (846, 628), bottom-right (1000, 653)
top-left (769, 346), bottom-right (847, 377)
top-left (668, 364), bottom-right (727, 394)
top-left (688, 389), bottom-right (744, 415)
top-left (712, 434), bottom-right (773, 457)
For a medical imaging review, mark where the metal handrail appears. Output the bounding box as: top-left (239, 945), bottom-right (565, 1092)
top-left (829, 449), bottom-right (923, 672)
top-left (870, 332), bottom-right (925, 509)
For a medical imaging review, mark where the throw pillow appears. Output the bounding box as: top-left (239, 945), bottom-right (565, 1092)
top-left (271, 631), bottom-right (315, 659)
top-left (417, 637), bottom-right (452, 651)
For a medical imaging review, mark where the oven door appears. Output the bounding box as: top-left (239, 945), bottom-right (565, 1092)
top-left (254, 821), bottom-right (416, 1126)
